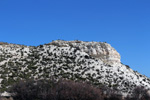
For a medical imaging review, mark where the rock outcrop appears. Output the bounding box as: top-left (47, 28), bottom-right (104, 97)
top-left (49, 40), bottom-right (121, 65)
top-left (0, 40), bottom-right (149, 96)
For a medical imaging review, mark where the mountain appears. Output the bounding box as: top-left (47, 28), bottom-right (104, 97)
top-left (0, 40), bottom-right (150, 96)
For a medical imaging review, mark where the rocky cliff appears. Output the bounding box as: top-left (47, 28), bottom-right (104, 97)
top-left (0, 40), bottom-right (149, 96)
top-left (49, 40), bottom-right (121, 65)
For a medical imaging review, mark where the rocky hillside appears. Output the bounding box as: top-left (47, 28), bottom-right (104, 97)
top-left (0, 40), bottom-right (150, 96)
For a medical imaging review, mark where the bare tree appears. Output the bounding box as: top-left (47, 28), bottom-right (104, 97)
top-left (126, 86), bottom-right (150, 100)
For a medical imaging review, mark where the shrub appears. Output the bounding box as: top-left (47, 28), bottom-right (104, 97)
top-left (10, 79), bottom-right (55, 100)
top-left (54, 79), bottom-right (103, 100)
top-left (104, 94), bottom-right (122, 100)
top-left (10, 79), bottom-right (150, 100)
top-left (125, 86), bottom-right (150, 100)
top-left (10, 79), bottom-right (103, 100)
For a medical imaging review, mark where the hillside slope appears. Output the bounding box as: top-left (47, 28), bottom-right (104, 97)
top-left (0, 40), bottom-right (149, 96)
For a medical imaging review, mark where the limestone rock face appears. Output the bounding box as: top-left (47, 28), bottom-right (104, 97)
top-left (49, 40), bottom-right (121, 65)
top-left (0, 40), bottom-right (150, 96)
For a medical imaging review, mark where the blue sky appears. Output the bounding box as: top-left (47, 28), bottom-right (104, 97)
top-left (0, 0), bottom-right (150, 77)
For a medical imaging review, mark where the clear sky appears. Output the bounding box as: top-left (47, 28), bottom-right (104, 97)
top-left (0, 0), bottom-right (150, 77)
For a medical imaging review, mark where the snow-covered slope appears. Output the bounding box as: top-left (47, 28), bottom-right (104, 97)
top-left (0, 40), bottom-right (149, 96)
